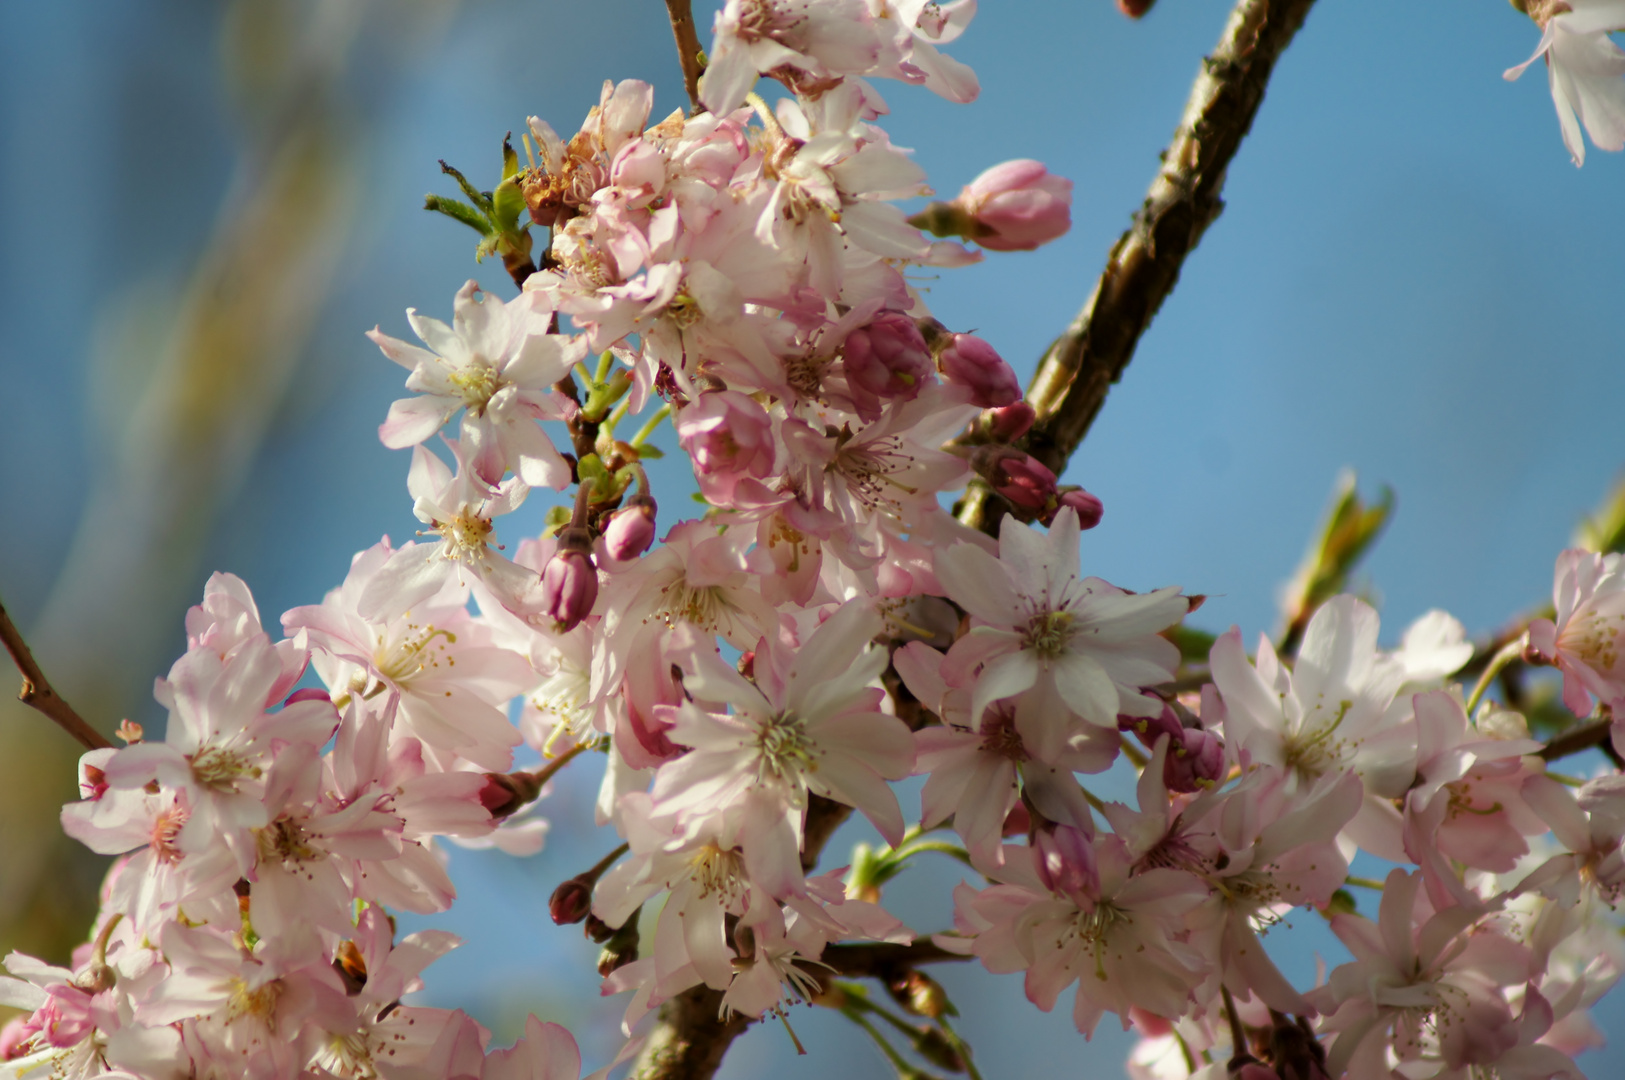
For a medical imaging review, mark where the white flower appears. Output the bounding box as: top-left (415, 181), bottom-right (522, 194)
top-left (1505, 1), bottom-right (1625, 166)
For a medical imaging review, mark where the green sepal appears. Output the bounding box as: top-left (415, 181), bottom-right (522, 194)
top-left (632, 442), bottom-right (664, 460)
top-left (501, 132), bottom-right (520, 181)
top-left (492, 176), bottom-right (527, 234)
top-left (439, 159), bottom-right (493, 214)
top-left (581, 370), bottom-right (634, 423)
top-left (541, 505), bottom-right (572, 539)
top-left (1323, 889), bottom-right (1358, 919)
top-left (424, 194), bottom-right (494, 237)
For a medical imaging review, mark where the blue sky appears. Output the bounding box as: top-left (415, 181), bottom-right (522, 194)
top-left (3, 1), bottom-right (1624, 1076)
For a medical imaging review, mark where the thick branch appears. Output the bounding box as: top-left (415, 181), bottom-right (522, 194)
top-left (958, 0), bottom-right (1319, 531)
top-left (664, 0), bottom-right (706, 112)
top-left (821, 940), bottom-right (970, 980)
top-left (0, 597), bottom-right (109, 753)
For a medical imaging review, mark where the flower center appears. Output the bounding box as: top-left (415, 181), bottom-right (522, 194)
top-left (1023, 610), bottom-right (1075, 659)
top-left (449, 364), bottom-right (504, 415)
top-left (374, 623), bottom-right (456, 685)
top-left (755, 712), bottom-right (814, 786)
top-left (189, 746), bottom-right (260, 793)
top-left (432, 511), bottom-right (493, 560)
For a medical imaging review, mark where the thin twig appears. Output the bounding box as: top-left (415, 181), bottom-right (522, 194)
top-left (663, 0), bottom-right (706, 113)
top-left (0, 596), bottom-right (110, 752)
top-left (957, 0), bottom-right (1321, 532)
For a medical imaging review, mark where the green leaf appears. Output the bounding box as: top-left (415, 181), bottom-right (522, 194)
top-left (424, 194), bottom-right (493, 237)
top-left (632, 443), bottom-right (664, 460)
top-left (1577, 473), bottom-right (1625, 555)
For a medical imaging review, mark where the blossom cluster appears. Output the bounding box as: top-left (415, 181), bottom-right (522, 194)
top-left (6, 2), bottom-right (1625, 1079)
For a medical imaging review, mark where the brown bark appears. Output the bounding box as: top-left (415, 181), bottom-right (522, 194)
top-left (958, 0), bottom-right (1321, 532)
top-left (663, 0), bottom-right (707, 112)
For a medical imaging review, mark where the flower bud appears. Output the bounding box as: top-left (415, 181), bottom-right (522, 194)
top-left (910, 1027), bottom-right (964, 1073)
top-left (888, 971), bottom-right (952, 1020)
top-left (1033, 823), bottom-right (1098, 903)
top-left (1165, 726), bottom-right (1225, 793)
top-left (843, 312), bottom-right (933, 420)
top-left (549, 877), bottom-right (594, 925)
top-left (479, 771), bottom-right (542, 820)
top-left (1055, 487), bottom-right (1103, 529)
top-left (603, 496), bottom-right (657, 561)
top-left (979, 400), bottom-right (1035, 441)
top-left (1118, 0), bottom-right (1157, 17)
top-left (937, 333), bottom-right (1020, 408)
top-left (952, 160), bottom-right (1073, 252)
top-left (542, 530), bottom-right (598, 632)
top-left (978, 449), bottom-right (1057, 512)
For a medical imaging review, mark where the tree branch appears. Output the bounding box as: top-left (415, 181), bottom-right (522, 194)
top-left (1540, 719), bottom-right (1619, 765)
top-left (0, 597), bottom-right (110, 752)
top-left (821, 940), bottom-right (971, 981)
top-left (958, 0), bottom-right (1320, 531)
top-left (663, 0), bottom-right (706, 113)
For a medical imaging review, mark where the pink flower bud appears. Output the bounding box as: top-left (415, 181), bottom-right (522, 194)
top-left (542, 540), bottom-right (598, 632)
top-left (1165, 727), bottom-right (1224, 793)
top-left (549, 877), bottom-right (593, 925)
top-left (980, 400), bottom-right (1035, 441)
top-left (1033, 823), bottom-right (1098, 903)
top-left (953, 160), bottom-right (1073, 252)
top-left (676, 391), bottom-right (776, 505)
top-left (842, 312), bottom-right (933, 420)
top-left (603, 496), bottom-right (657, 561)
top-left (985, 450), bottom-right (1057, 512)
top-left (937, 333), bottom-right (1020, 407)
top-left (1055, 487), bottom-right (1104, 529)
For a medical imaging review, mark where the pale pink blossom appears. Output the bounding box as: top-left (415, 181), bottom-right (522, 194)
top-left (1525, 548), bottom-right (1625, 720)
top-left (937, 506), bottom-right (1188, 762)
top-left (371, 280), bottom-right (580, 488)
top-left (675, 391), bottom-right (779, 505)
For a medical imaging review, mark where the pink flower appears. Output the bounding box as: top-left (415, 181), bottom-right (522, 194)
top-left (1525, 548), bottom-right (1625, 720)
top-left (676, 391), bottom-right (778, 505)
top-left (936, 507), bottom-right (1188, 762)
top-left (952, 160), bottom-right (1073, 251)
top-left (370, 280), bottom-right (580, 487)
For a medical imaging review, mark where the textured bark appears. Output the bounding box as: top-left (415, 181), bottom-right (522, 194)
top-left (958, 0), bottom-right (1320, 532)
top-left (664, 0), bottom-right (707, 112)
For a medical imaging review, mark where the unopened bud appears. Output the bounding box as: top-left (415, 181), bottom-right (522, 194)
top-left (950, 160), bottom-right (1073, 252)
top-left (911, 1027), bottom-right (965, 1073)
top-left (479, 771), bottom-right (541, 820)
top-left (550, 877), bottom-right (594, 925)
top-left (542, 529), bottom-right (598, 632)
top-left (597, 917), bottom-right (641, 977)
top-left (936, 333), bottom-right (1020, 408)
top-left (1117, 0), bottom-right (1157, 17)
top-left (977, 449), bottom-right (1057, 512)
top-left (888, 971), bottom-right (952, 1020)
top-left (843, 311), bottom-right (933, 419)
top-left (979, 400), bottom-right (1035, 442)
top-left (71, 961), bottom-right (116, 995)
top-left (603, 496), bottom-right (657, 561)
top-left (1054, 487), bottom-right (1103, 529)
top-left (1033, 823), bottom-right (1097, 903)
top-left (1165, 727), bottom-right (1225, 793)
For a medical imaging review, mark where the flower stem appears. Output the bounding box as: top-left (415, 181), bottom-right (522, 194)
top-left (630, 404), bottom-right (672, 448)
top-left (1466, 639), bottom-right (1524, 715)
